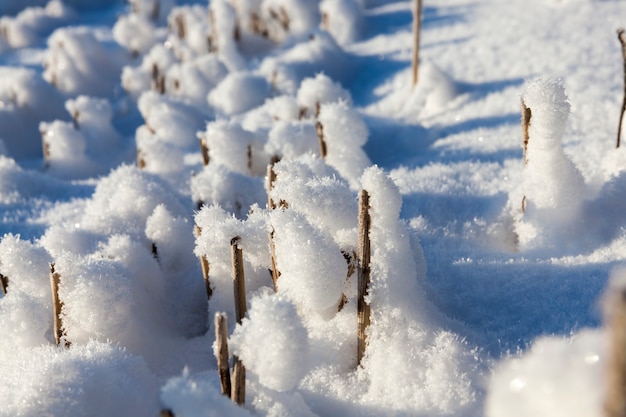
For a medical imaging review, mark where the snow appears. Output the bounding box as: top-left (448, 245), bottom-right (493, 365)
top-left (1, 0), bottom-right (626, 416)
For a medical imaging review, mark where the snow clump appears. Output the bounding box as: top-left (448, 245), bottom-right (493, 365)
top-left (511, 78), bottom-right (586, 252)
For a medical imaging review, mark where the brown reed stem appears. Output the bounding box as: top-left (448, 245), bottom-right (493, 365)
top-left (411, 0), bottom-right (423, 86)
top-left (199, 136), bottom-right (210, 166)
top-left (215, 313), bottom-right (232, 397)
top-left (194, 225), bottom-right (213, 300)
top-left (316, 121), bottom-right (327, 159)
top-left (269, 228), bottom-right (280, 292)
top-left (357, 190), bottom-right (371, 366)
top-left (522, 99), bottom-right (532, 165)
top-left (50, 263), bottom-right (70, 348)
top-left (617, 28), bottom-right (626, 148)
top-left (0, 273), bottom-right (8, 295)
top-left (604, 287), bottom-right (626, 417)
top-left (230, 236), bottom-right (246, 404)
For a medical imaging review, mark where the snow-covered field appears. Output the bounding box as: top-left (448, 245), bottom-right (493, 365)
top-left (1, 0), bottom-right (626, 416)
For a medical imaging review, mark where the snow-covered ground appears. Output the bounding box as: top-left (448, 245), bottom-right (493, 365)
top-left (1, 0), bottom-right (626, 416)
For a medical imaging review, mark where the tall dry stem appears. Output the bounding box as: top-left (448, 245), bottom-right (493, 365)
top-left (521, 99), bottom-right (532, 165)
top-left (50, 263), bottom-right (70, 348)
top-left (617, 28), bottom-right (626, 148)
top-left (357, 190), bottom-right (371, 366)
top-left (316, 121), bottom-right (327, 159)
top-left (215, 313), bottom-right (232, 397)
top-left (411, 0), bottom-right (423, 86)
top-left (231, 237), bottom-right (247, 405)
top-left (604, 287), bottom-right (626, 417)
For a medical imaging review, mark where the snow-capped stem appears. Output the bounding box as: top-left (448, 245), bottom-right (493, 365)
top-left (339, 250), bottom-right (356, 312)
top-left (522, 99), bottom-right (532, 165)
top-left (200, 255), bottom-right (212, 299)
top-left (231, 237), bottom-right (246, 325)
top-left (151, 63), bottom-right (165, 94)
top-left (231, 355), bottom-right (246, 405)
top-left (173, 14), bottom-right (185, 40)
top-left (269, 228), bottom-right (280, 292)
top-left (199, 135), bottom-right (210, 166)
top-left (194, 225), bottom-right (212, 300)
top-left (357, 189), bottom-right (371, 366)
top-left (604, 287), bottom-right (626, 417)
top-left (136, 148), bottom-right (146, 169)
top-left (316, 121), bottom-right (328, 159)
top-left (247, 144), bottom-right (252, 174)
top-left (40, 127), bottom-right (50, 166)
top-left (0, 273), bottom-right (8, 295)
top-left (214, 313), bottom-right (232, 397)
top-left (267, 164), bottom-right (277, 210)
top-left (616, 28), bottom-right (626, 148)
top-left (49, 263), bottom-right (69, 348)
top-left (230, 236), bottom-right (247, 404)
top-left (151, 242), bottom-right (159, 263)
top-left (412, 0), bottom-right (423, 86)
top-left (208, 9), bottom-right (218, 53)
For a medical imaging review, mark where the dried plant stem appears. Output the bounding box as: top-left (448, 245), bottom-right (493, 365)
top-left (174, 14), bottom-right (185, 39)
top-left (231, 237), bottom-right (246, 324)
top-left (522, 99), bottom-right (532, 164)
top-left (338, 250), bottom-right (356, 312)
top-left (267, 163), bottom-right (277, 210)
top-left (215, 313), bottom-right (232, 397)
top-left (231, 356), bottom-right (246, 405)
top-left (604, 288), bottom-right (626, 417)
top-left (269, 228), bottom-right (280, 291)
top-left (200, 255), bottom-right (212, 299)
top-left (316, 121), bottom-right (327, 159)
top-left (199, 136), bottom-right (210, 166)
top-left (137, 147), bottom-right (146, 169)
top-left (230, 236), bottom-right (246, 404)
top-left (357, 190), bottom-right (371, 366)
top-left (247, 144), bottom-right (253, 174)
top-left (0, 273), bottom-right (8, 295)
top-left (411, 0), bottom-right (423, 86)
top-left (50, 263), bottom-right (70, 348)
top-left (194, 225), bottom-right (213, 300)
top-left (160, 410), bottom-right (175, 417)
top-left (617, 28), bottom-right (626, 148)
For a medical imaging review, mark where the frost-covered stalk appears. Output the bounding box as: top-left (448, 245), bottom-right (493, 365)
top-left (522, 100), bottom-right (531, 165)
top-left (604, 281), bottom-right (626, 417)
top-left (315, 121), bottom-right (328, 159)
top-left (357, 189), bottom-right (371, 365)
top-left (269, 228), bottom-right (280, 291)
top-left (151, 63), bottom-right (165, 94)
top-left (230, 236), bottom-right (246, 405)
top-left (194, 225), bottom-right (213, 301)
top-left (616, 28), bottom-right (626, 148)
top-left (198, 133), bottom-right (210, 166)
top-left (411, 0), bottom-right (423, 86)
top-left (40, 127), bottom-right (51, 166)
top-left (0, 273), bottom-right (8, 295)
top-left (214, 313), bottom-right (232, 397)
top-left (267, 164), bottom-right (277, 210)
top-left (200, 255), bottom-right (211, 299)
top-left (137, 148), bottom-right (146, 169)
top-left (339, 250), bottom-right (356, 312)
top-left (49, 263), bottom-right (69, 348)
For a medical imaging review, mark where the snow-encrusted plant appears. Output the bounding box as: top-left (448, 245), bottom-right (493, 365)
top-left (510, 78), bottom-right (586, 251)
